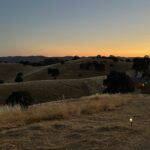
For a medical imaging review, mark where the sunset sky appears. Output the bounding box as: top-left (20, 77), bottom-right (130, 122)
top-left (0, 0), bottom-right (150, 57)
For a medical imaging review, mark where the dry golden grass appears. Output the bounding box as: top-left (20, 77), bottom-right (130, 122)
top-left (0, 94), bottom-right (134, 129)
top-left (0, 94), bottom-right (149, 150)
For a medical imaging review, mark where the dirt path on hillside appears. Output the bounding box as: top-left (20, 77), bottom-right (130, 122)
top-left (0, 95), bottom-right (149, 150)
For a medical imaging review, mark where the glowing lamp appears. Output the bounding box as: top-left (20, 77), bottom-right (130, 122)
top-left (129, 118), bottom-right (133, 127)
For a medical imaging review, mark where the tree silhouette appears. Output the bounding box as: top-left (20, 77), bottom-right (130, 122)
top-left (6, 91), bottom-right (34, 108)
top-left (15, 72), bottom-right (23, 82)
top-left (103, 71), bottom-right (135, 93)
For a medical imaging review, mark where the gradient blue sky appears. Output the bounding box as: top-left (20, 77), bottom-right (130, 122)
top-left (0, 0), bottom-right (150, 56)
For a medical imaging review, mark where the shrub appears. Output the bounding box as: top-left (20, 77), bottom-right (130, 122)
top-left (6, 91), bottom-right (34, 108)
top-left (80, 62), bottom-right (92, 70)
top-left (132, 57), bottom-right (150, 72)
top-left (80, 61), bottom-right (105, 71)
top-left (103, 71), bottom-right (135, 93)
top-left (0, 80), bottom-right (4, 84)
top-left (60, 60), bottom-right (65, 65)
top-left (78, 73), bottom-right (82, 77)
top-left (80, 63), bottom-right (86, 69)
top-left (110, 64), bottom-right (113, 67)
top-left (48, 68), bottom-right (60, 79)
top-left (14, 72), bottom-right (23, 82)
top-left (72, 56), bottom-right (80, 60)
top-left (108, 55), bottom-right (119, 62)
top-left (96, 55), bottom-right (101, 59)
top-left (85, 62), bottom-right (92, 70)
top-left (93, 61), bottom-right (105, 71)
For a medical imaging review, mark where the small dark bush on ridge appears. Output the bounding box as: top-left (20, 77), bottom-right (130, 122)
top-left (80, 61), bottom-right (105, 71)
top-left (48, 68), bottom-right (60, 79)
top-left (0, 80), bottom-right (4, 84)
top-left (14, 72), bottom-right (23, 82)
top-left (6, 91), bottom-right (34, 108)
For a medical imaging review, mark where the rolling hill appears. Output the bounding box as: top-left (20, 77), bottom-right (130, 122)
top-left (0, 76), bottom-right (105, 105)
top-left (24, 57), bottom-right (133, 81)
top-left (0, 63), bottom-right (38, 82)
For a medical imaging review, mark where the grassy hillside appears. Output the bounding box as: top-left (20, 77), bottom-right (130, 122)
top-left (0, 76), bottom-right (105, 105)
top-left (24, 58), bottom-right (133, 81)
top-left (0, 63), bottom-right (38, 82)
top-left (0, 94), bottom-right (149, 149)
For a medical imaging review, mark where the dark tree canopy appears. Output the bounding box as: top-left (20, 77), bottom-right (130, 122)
top-left (48, 68), bottom-right (60, 79)
top-left (103, 71), bottom-right (135, 94)
top-left (14, 72), bottom-right (23, 82)
top-left (80, 61), bottom-right (105, 71)
top-left (72, 56), bottom-right (80, 60)
top-left (132, 57), bottom-right (150, 72)
top-left (0, 80), bottom-right (4, 84)
top-left (6, 91), bottom-right (34, 108)
top-left (108, 55), bottom-right (119, 62)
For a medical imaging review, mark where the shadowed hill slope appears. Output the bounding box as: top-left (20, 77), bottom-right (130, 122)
top-left (0, 76), bottom-right (105, 105)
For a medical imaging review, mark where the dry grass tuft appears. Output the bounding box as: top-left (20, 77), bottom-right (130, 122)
top-left (0, 94), bottom-right (136, 129)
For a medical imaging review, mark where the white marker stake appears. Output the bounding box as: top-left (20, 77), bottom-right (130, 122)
top-left (129, 118), bottom-right (133, 127)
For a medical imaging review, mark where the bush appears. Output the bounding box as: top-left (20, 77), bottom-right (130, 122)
top-left (14, 72), bottom-right (23, 82)
top-left (132, 57), bottom-right (150, 72)
top-left (80, 63), bottom-right (85, 69)
top-left (60, 60), bottom-right (65, 65)
top-left (108, 55), bottom-right (119, 62)
top-left (48, 68), bottom-right (60, 79)
top-left (6, 91), bottom-right (34, 108)
top-left (80, 61), bottom-right (105, 71)
top-left (72, 56), bottom-right (80, 60)
top-left (93, 61), bottom-right (105, 71)
top-left (96, 55), bottom-right (101, 59)
top-left (103, 71), bottom-right (135, 94)
top-left (0, 80), bottom-right (4, 84)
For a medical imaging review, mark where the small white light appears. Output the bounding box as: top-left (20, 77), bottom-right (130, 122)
top-left (129, 118), bottom-right (133, 127)
top-left (129, 118), bottom-right (133, 122)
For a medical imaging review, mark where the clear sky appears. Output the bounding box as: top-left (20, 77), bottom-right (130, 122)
top-left (0, 0), bottom-right (150, 57)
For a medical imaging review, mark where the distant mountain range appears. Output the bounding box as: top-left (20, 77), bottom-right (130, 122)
top-left (0, 56), bottom-right (74, 63)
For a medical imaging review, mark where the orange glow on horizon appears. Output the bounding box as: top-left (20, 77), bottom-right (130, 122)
top-left (31, 48), bottom-right (149, 57)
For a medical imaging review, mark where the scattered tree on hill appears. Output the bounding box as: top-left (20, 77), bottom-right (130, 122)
top-left (93, 61), bottom-right (105, 71)
top-left (126, 59), bottom-right (132, 62)
top-left (72, 56), bottom-right (80, 60)
top-left (15, 72), bottom-right (23, 82)
top-left (110, 63), bottom-right (113, 67)
top-left (6, 91), bottom-right (34, 109)
top-left (96, 55), bottom-right (101, 59)
top-left (132, 57), bottom-right (150, 78)
top-left (60, 60), bottom-right (65, 65)
top-left (108, 55), bottom-right (119, 62)
top-left (78, 73), bottom-right (82, 77)
top-left (80, 61), bottom-right (105, 71)
top-left (103, 71), bottom-right (135, 93)
top-left (19, 61), bottom-right (30, 66)
top-left (0, 80), bottom-right (4, 84)
top-left (48, 68), bottom-right (60, 79)
top-left (80, 63), bottom-right (85, 69)
top-left (132, 57), bottom-right (150, 72)
top-left (86, 62), bottom-right (92, 70)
